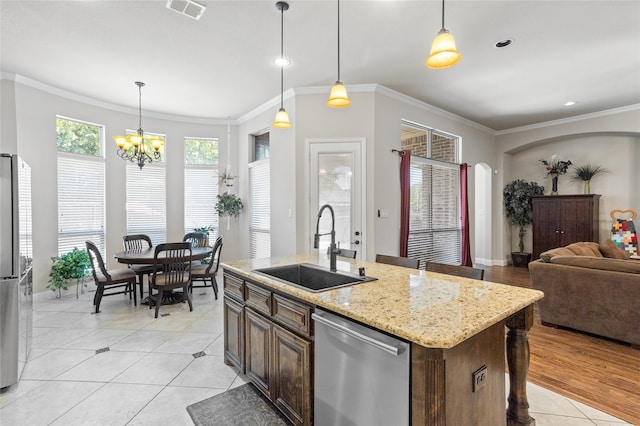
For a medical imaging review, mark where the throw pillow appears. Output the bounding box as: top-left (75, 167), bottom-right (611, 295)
top-left (599, 239), bottom-right (631, 260)
top-left (540, 247), bottom-right (575, 262)
top-left (565, 242), bottom-right (602, 257)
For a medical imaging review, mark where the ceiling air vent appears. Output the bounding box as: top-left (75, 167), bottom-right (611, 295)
top-left (166, 0), bottom-right (206, 20)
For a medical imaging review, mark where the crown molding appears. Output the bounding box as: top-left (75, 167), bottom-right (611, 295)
top-left (496, 103), bottom-right (640, 136)
top-left (1, 72), bottom-right (235, 126)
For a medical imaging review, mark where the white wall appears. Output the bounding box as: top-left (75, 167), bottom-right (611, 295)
top-left (495, 107), bottom-right (640, 262)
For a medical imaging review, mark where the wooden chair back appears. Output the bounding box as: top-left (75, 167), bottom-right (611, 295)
top-left (123, 234), bottom-right (153, 250)
top-left (425, 261), bottom-right (485, 280)
top-left (152, 242), bottom-right (192, 288)
top-left (375, 254), bottom-right (420, 269)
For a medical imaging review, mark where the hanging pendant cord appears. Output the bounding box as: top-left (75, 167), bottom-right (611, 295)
top-left (280, 6), bottom-right (284, 108)
top-left (441, 0), bottom-right (445, 29)
top-left (337, 0), bottom-right (341, 81)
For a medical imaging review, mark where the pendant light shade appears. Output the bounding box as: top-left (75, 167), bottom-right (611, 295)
top-left (273, 107), bottom-right (291, 129)
top-left (425, 0), bottom-right (461, 69)
top-left (327, 0), bottom-right (350, 108)
top-left (273, 1), bottom-right (291, 129)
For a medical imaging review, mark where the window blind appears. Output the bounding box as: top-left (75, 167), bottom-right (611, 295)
top-left (126, 163), bottom-right (166, 246)
top-left (249, 160), bottom-right (270, 259)
top-left (57, 154), bottom-right (105, 255)
top-left (184, 165), bottom-right (218, 240)
top-left (407, 159), bottom-right (461, 267)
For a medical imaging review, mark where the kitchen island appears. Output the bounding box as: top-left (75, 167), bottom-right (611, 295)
top-left (221, 254), bottom-right (543, 426)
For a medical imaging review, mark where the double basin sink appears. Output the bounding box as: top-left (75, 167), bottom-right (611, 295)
top-left (253, 263), bottom-right (377, 293)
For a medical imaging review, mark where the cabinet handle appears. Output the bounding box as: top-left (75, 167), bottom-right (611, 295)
top-left (560, 231), bottom-right (565, 234)
top-left (555, 230), bottom-right (560, 234)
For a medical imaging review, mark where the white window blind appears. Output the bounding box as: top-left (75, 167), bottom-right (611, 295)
top-left (126, 163), bottom-right (166, 246)
top-left (185, 166), bottom-right (218, 240)
top-left (408, 158), bottom-right (461, 267)
top-left (57, 154), bottom-right (105, 255)
top-left (249, 160), bottom-right (270, 259)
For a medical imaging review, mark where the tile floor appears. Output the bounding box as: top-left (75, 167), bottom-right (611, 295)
top-left (0, 276), bottom-right (633, 426)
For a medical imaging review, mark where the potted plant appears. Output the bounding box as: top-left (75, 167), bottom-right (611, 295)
top-left (47, 248), bottom-right (92, 298)
top-left (570, 164), bottom-right (608, 194)
top-left (215, 192), bottom-right (244, 230)
top-left (193, 225), bottom-right (214, 246)
top-left (503, 179), bottom-right (545, 267)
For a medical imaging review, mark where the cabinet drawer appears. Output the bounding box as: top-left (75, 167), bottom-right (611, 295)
top-left (273, 294), bottom-right (312, 337)
top-left (224, 273), bottom-right (244, 300)
top-left (245, 282), bottom-right (272, 316)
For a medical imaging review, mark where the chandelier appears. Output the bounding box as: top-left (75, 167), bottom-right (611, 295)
top-left (114, 81), bottom-right (163, 169)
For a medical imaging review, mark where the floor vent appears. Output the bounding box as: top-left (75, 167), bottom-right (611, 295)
top-left (96, 347), bottom-right (110, 354)
top-left (166, 0), bottom-right (206, 20)
top-left (192, 351), bottom-right (206, 359)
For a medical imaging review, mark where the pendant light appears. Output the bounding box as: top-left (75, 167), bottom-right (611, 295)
top-left (425, 0), bottom-right (461, 70)
top-left (273, 1), bottom-right (291, 129)
top-left (327, 0), bottom-right (350, 108)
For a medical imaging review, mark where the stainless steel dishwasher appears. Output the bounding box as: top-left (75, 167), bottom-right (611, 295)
top-left (312, 308), bottom-right (410, 426)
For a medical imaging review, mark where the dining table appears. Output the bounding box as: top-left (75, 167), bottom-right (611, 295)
top-left (113, 245), bottom-right (212, 305)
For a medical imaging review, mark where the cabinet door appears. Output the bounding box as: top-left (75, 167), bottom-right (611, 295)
top-left (245, 308), bottom-right (272, 398)
top-left (560, 198), bottom-right (595, 245)
top-left (532, 198), bottom-right (561, 259)
top-left (272, 324), bottom-right (312, 426)
top-left (223, 296), bottom-right (244, 372)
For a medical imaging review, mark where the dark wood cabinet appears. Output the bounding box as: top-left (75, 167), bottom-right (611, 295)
top-left (532, 194), bottom-right (600, 260)
top-left (223, 293), bottom-right (245, 372)
top-left (223, 271), bottom-right (314, 426)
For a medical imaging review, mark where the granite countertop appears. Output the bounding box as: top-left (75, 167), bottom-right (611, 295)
top-left (221, 254), bottom-right (544, 349)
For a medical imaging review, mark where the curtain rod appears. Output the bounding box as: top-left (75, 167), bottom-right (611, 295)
top-left (392, 149), bottom-right (471, 167)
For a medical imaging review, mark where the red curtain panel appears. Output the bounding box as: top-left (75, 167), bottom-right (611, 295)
top-left (399, 150), bottom-right (411, 257)
top-left (460, 163), bottom-right (472, 266)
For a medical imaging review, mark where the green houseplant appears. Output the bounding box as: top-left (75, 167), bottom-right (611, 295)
top-left (503, 179), bottom-right (545, 266)
top-left (570, 164), bottom-right (608, 194)
top-left (48, 248), bottom-right (92, 298)
top-left (193, 225), bottom-right (214, 246)
top-left (215, 192), bottom-right (244, 230)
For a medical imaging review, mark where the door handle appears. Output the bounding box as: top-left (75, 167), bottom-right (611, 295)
top-left (351, 240), bottom-right (360, 245)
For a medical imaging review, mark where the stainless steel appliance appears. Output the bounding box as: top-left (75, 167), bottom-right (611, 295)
top-left (313, 308), bottom-right (410, 425)
top-left (0, 153), bottom-right (33, 389)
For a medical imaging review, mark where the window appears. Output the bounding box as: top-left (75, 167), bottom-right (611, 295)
top-left (253, 132), bottom-right (270, 161)
top-left (184, 138), bottom-right (219, 239)
top-left (56, 117), bottom-right (105, 255)
top-left (401, 121), bottom-right (461, 266)
top-left (126, 132), bottom-right (166, 246)
top-left (249, 159), bottom-right (270, 259)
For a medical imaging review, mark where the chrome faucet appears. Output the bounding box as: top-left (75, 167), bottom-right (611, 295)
top-left (314, 204), bottom-right (337, 272)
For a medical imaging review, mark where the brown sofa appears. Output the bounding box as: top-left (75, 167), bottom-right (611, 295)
top-left (529, 241), bottom-right (640, 346)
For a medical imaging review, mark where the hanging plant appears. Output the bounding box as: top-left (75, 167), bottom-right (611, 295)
top-left (215, 192), bottom-right (244, 218)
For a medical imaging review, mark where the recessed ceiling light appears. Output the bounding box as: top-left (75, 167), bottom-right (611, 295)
top-left (274, 57), bottom-right (291, 67)
top-left (494, 38), bottom-right (515, 48)
top-left (564, 101), bottom-right (577, 106)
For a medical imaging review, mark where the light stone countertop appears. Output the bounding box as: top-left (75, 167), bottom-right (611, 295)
top-left (221, 254), bottom-right (544, 349)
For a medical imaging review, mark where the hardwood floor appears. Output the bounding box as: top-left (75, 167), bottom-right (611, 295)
top-left (481, 264), bottom-right (640, 425)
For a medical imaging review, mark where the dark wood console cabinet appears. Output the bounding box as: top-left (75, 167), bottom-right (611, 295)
top-left (223, 271), bottom-right (313, 426)
top-left (532, 194), bottom-right (600, 260)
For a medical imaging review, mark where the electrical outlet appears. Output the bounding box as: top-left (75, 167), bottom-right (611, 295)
top-left (472, 365), bottom-right (488, 392)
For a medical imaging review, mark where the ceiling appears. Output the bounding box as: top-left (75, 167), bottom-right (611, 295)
top-left (2, 1), bottom-right (639, 131)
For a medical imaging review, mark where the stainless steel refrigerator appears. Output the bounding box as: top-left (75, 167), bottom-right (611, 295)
top-left (0, 153), bottom-right (33, 389)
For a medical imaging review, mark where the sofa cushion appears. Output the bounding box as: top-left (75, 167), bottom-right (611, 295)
top-left (549, 255), bottom-right (640, 274)
top-left (539, 242), bottom-right (602, 262)
top-left (599, 239), bottom-right (631, 260)
top-left (540, 247), bottom-right (575, 262)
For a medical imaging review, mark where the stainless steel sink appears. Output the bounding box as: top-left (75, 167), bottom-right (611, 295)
top-left (252, 263), bottom-right (377, 292)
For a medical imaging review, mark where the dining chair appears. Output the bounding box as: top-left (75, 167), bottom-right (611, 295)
top-left (86, 240), bottom-right (137, 313)
top-left (183, 232), bottom-right (208, 248)
top-left (425, 261), bottom-right (485, 280)
top-left (123, 234), bottom-right (156, 299)
top-left (375, 254), bottom-right (420, 269)
top-left (149, 242), bottom-right (192, 318)
top-left (191, 236), bottom-right (223, 299)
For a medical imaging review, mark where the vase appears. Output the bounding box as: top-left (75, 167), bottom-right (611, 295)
top-left (551, 173), bottom-right (559, 195)
top-left (584, 180), bottom-right (591, 194)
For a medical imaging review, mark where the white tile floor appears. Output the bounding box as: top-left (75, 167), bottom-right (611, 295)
top-left (0, 277), bottom-right (633, 426)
